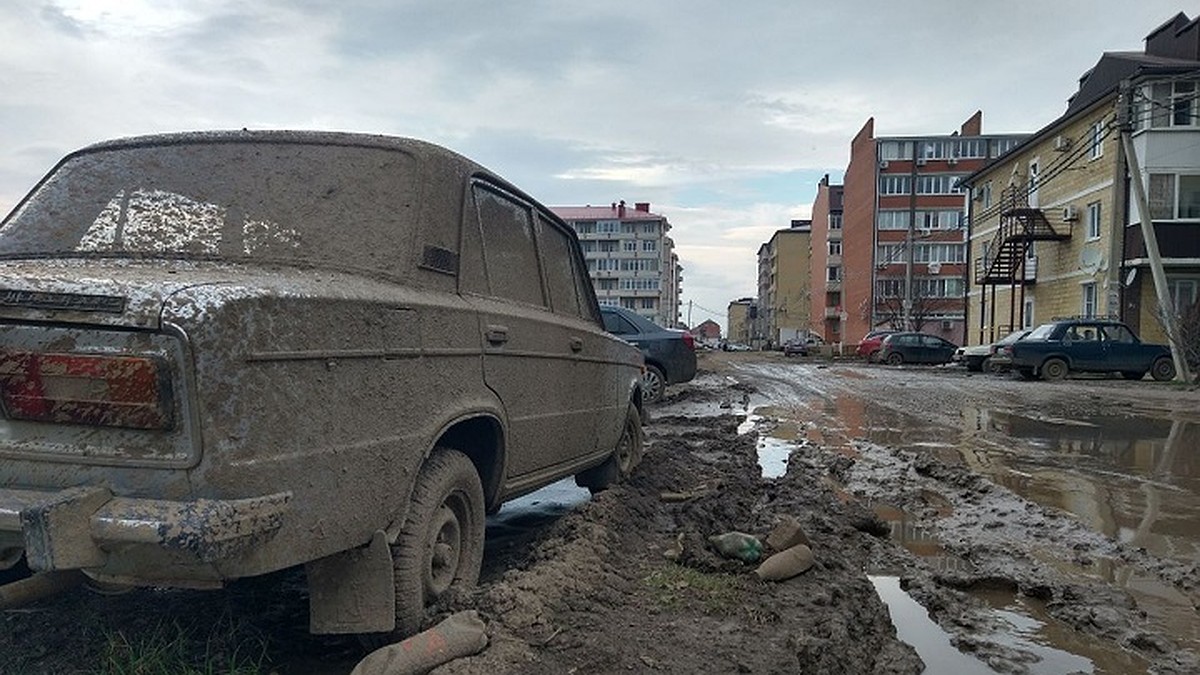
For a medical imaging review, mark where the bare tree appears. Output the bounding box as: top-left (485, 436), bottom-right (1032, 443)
top-left (1157, 297), bottom-right (1200, 382)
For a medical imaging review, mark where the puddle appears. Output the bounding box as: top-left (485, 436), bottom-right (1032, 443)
top-left (869, 576), bottom-right (993, 674)
top-left (757, 436), bottom-right (792, 478)
top-left (483, 479), bottom-right (590, 577)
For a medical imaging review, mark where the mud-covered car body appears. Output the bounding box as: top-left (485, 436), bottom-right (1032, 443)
top-left (0, 131), bottom-right (643, 632)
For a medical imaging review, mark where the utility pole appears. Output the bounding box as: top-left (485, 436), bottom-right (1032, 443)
top-left (687, 300), bottom-right (693, 328)
top-left (1118, 81), bottom-right (1193, 382)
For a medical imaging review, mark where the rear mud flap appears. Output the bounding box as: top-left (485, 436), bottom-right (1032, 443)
top-left (306, 530), bottom-right (395, 634)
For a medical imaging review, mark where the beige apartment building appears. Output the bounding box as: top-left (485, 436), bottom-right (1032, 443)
top-left (726, 297), bottom-right (753, 345)
top-left (960, 13), bottom-right (1200, 346)
top-left (756, 221), bottom-right (813, 347)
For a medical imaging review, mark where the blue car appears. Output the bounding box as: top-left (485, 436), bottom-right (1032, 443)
top-left (1009, 318), bottom-right (1175, 381)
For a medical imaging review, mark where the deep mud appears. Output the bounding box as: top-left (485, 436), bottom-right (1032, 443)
top-left (2, 350), bottom-right (1198, 674)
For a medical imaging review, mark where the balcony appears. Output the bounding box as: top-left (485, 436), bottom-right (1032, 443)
top-left (825, 279), bottom-right (843, 292)
top-left (824, 306), bottom-right (842, 319)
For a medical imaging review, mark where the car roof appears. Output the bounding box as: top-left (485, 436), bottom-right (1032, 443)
top-left (600, 305), bottom-right (666, 331)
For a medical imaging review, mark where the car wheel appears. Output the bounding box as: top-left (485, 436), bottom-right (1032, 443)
top-left (575, 404), bottom-right (644, 494)
top-left (983, 358), bottom-right (1000, 374)
top-left (885, 352), bottom-right (903, 366)
top-left (1151, 357), bottom-right (1176, 382)
top-left (642, 365), bottom-right (666, 403)
top-left (1120, 370), bottom-right (1145, 380)
top-left (389, 448), bottom-right (484, 639)
top-left (1041, 358), bottom-right (1068, 381)
top-left (966, 359), bottom-right (982, 373)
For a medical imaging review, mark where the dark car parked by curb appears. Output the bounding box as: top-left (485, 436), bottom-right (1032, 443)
top-left (601, 306), bottom-right (697, 402)
top-left (1009, 318), bottom-right (1175, 381)
top-left (878, 332), bottom-right (959, 366)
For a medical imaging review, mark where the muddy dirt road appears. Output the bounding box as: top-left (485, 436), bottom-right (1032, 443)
top-left (2, 350), bottom-right (1198, 674)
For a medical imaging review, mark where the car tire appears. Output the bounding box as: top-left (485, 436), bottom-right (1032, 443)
top-left (885, 352), bottom-right (903, 366)
top-left (1151, 357), bottom-right (1176, 382)
top-left (967, 359), bottom-right (983, 373)
top-left (389, 448), bottom-right (485, 639)
top-left (642, 365), bottom-right (666, 403)
top-left (984, 358), bottom-right (1001, 374)
top-left (1041, 358), bottom-right (1068, 381)
top-left (1120, 370), bottom-right (1146, 380)
top-left (576, 404), bottom-right (644, 494)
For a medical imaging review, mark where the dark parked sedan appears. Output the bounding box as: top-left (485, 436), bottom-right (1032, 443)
top-left (878, 332), bottom-right (959, 365)
top-left (1010, 318), bottom-right (1175, 381)
top-left (601, 306), bottom-right (697, 402)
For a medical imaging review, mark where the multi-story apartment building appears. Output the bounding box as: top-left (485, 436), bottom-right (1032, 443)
top-left (838, 114), bottom-right (1026, 346)
top-left (726, 297), bottom-right (754, 345)
top-left (960, 12), bottom-right (1200, 349)
top-left (755, 220), bottom-right (812, 347)
top-left (552, 201), bottom-right (681, 327)
top-left (808, 175), bottom-right (845, 344)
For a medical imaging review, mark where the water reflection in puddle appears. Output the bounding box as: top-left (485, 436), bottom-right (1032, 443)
top-left (483, 479), bottom-right (590, 573)
top-left (869, 576), bottom-right (993, 674)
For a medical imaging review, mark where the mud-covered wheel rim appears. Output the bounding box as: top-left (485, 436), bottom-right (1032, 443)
top-left (615, 408), bottom-right (640, 474)
top-left (425, 502), bottom-right (464, 597)
top-left (1042, 358), bottom-right (1068, 380)
top-left (886, 352), bottom-right (903, 366)
top-left (643, 366), bottom-right (665, 402)
top-left (1151, 357), bottom-right (1176, 382)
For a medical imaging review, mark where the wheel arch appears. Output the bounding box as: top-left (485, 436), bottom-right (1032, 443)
top-left (430, 413), bottom-right (505, 514)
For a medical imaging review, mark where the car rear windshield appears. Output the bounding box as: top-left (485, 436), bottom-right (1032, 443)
top-left (0, 140), bottom-right (420, 276)
top-left (1026, 323), bottom-right (1057, 340)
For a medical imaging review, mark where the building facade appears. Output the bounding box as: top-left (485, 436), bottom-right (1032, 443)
top-left (960, 13), bottom-right (1200, 351)
top-left (808, 175), bottom-right (845, 344)
top-left (552, 201), bottom-right (681, 327)
top-left (838, 114), bottom-right (1026, 346)
top-left (756, 221), bottom-right (812, 347)
top-left (726, 297), bottom-right (754, 345)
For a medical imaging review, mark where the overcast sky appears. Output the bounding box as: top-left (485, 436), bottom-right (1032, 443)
top-left (0, 1), bottom-right (1191, 329)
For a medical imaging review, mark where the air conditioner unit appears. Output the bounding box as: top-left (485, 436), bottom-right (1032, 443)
top-left (928, 262), bottom-right (942, 274)
top-left (916, 158), bottom-right (928, 166)
top-left (941, 320), bottom-right (953, 331)
top-left (1053, 135), bottom-right (1072, 152)
top-left (947, 157), bottom-right (958, 166)
top-left (1062, 205), bottom-right (1079, 221)
top-left (879, 160), bottom-right (890, 169)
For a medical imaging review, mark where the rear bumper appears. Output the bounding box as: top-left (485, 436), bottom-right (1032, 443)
top-left (0, 486), bottom-right (290, 572)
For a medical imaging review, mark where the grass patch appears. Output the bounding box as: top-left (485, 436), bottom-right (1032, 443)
top-left (643, 563), bottom-right (744, 615)
top-left (99, 615), bottom-right (270, 675)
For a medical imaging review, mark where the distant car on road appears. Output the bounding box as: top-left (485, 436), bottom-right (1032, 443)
top-left (1009, 318), bottom-right (1175, 381)
top-left (856, 330), bottom-right (896, 362)
top-left (782, 339), bottom-right (809, 356)
top-left (878, 332), bottom-right (959, 365)
top-left (954, 329), bottom-right (1031, 373)
top-left (601, 306), bottom-right (697, 402)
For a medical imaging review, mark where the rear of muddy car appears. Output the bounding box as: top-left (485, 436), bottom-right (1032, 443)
top-left (0, 132), bottom-right (644, 639)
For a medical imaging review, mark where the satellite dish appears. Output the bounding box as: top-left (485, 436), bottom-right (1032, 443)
top-left (1079, 248), bottom-right (1102, 274)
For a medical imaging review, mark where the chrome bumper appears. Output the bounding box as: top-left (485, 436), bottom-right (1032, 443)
top-left (0, 486), bottom-right (290, 571)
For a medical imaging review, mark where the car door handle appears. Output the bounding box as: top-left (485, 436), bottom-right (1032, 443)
top-left (485, 325), bottom-right (509, 344)
top-left (569, 337), bottom-right (584, 352)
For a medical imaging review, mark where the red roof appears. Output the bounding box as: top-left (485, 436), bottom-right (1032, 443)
top-left (550, 204), bottom-right (663, 221)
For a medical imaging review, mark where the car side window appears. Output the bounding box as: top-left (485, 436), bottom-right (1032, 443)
top-left (471, 184), bottom-right (546, 307)
top-left (534, 214), bottom-right (583, 318)
top-left (602, 312), bottom-right (638, 335)
top-left (1102, 325), bottom-right (1136, 343)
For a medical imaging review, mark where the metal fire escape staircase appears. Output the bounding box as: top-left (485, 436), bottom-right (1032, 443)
top-left (975, 187), bottom-right (1072, 285)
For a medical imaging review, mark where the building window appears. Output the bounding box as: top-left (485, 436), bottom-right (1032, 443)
top-left (991, 138), bottom-right (1021, 157)
top-left (877, 211), bottom-right (911, 230)
top-left (828, 241), bottom-right (842, 256)
top-left (879, 175), bottom-right (911, 195)
top-left (642, 239), bottom-right (657, 252)
top-left (1169, 278), bottom-right (1199, 312)
top-left (1148, 174), bottom-right (1200, 219)
top-left (1023, 298), bottom-right (1035, 329)
top-left (599, 240), bottom-right (618, 253)
top-left (1081, 282), bottom-right (1097, 317)
top-left (827, 266), bottom-right (842, 282)
top-left (1089, 121), bottom-right (1104, 160)
top-left (915, 175), bottom-right (966, 195)
top-left (829, 213), bottom-right (843, 230)
top-left (1086, 201), bottom-right (1102, 239)
top-left (596, 220), bottom-right (619, 234)
top-left (879, 141), bottom-right (914, 160)
top-left (622, 240), bottom-right (637, 252)
top-left (876, 243), bottom-right (904, 266)
top-left (1145, 80), bottom-right (1199, 129)
top-left (642, 223), bottom-right (659, 235)
top-left (978, 182), bottom-right (993, 208)
top-left (640, 297), bottom-right (657, 310)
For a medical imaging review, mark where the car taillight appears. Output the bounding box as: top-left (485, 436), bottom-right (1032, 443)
top-left (0, 351), bottom-right (173, 430)
top-left (681, 332), bottom-right (695, 351)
